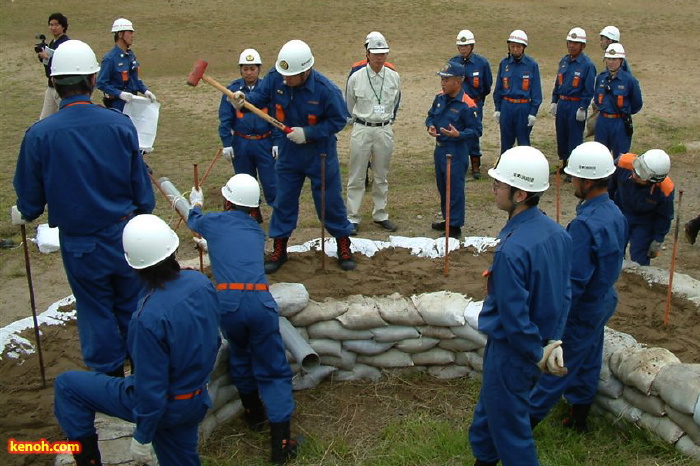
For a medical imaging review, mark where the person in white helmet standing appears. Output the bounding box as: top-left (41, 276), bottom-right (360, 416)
top-left (218, 48), bottom-right (275, 223)
top-left (12, 40), bottom-right (155, 377)
top-left (449, 29), bottom-right (493, 179)
top-left (493, 30), bottom-right (542, 155)
top-left (608, 149), bottom-right (674, 266)
top-left (550, 27), bottom-right (597, 181)
top-left (593, 43), bottom-right (642, 157)
top-left (97, 18), bottom-right (156, 111)
top-left (530, 141), bottom-right (627, 433)
top-left (228, 39), bottom-right (356, 273)
top-left (188, 175), bottom-right (300, 465)
top-left (345, 33), bottom-right (401, 234)
top-left (54, 214), bottom-right (221, 466)
top-left (599, 26), bottom-right (631, 73)
top-left (469, 146), bottom-right (572, 466)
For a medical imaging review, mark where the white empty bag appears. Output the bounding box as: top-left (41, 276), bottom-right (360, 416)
top-left (123, 96), bottom-right (160, 151)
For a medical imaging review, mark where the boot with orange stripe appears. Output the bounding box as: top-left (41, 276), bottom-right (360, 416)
top-left (270, 421), bottom-right (301, 464)
top-left (265, 238), bottom-right (288, 274)
top-left (336, 236), bottom-right (356, 271)
top-left (72, 434), bottom-right (101, 466)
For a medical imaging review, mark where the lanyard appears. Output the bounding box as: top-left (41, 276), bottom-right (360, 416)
top-left (365, 66), bottom-right (385, 105)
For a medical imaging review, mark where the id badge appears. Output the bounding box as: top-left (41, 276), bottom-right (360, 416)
top-left (373, 104), bottom-right (385, 115)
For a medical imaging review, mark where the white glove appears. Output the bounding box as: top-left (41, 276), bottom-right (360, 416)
top-left (144, 90), bottom-right (157, 103)
top-left (228, 91), bottom-right (245, 110)
top-left (193, 236), bottom-right (208, 252)
top-left (648, 240), bottom-right (663, 258)
top-left (222, 146), bottom-right (234, 162)
top-left (119, 92), bottom-right (133, 103)
top-left (272, 145), bottom-right (279, 159)
top-left (550, 102), bottom-right (557, 117)
top-left (129, 438), bottom-right (155, 465)
top-left (527, 115), bottom-right (537, 127)
top-left (287, 127), bottom-right (306, 144)
top-left (538, 340), bottom-right (563, 373)
top-left (546, 344), bottom-right (567, 376)
top-left (10, 205), bottom-right (27, 225)
top-left (189, 187), bottom-right (204, 207)
top-left (493, 111), bottom-right (500, 124)
top-left (576, 108), bottom-right (586, 122)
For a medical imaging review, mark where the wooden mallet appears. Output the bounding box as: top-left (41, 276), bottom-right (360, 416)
top-left (186, 59), bottom-right (292, 134)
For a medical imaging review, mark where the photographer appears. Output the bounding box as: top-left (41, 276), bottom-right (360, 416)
top-left (37, 12), bottom-right (69, 119)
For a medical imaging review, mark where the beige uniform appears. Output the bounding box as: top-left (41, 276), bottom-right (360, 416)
top-left (345, 64), bottom-right (401, 224)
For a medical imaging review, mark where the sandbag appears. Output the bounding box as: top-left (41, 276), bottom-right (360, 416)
top-left (307, 320), bottom-right (373, 340)
top-left (665, 404), bottom-right (700, 446)
top-left (651, 363), bottom-right (700, 415)
top-left (309, 338), bottom-right (343, 358)
top-left (199, 414), bottom-right (218, 443)
top-left (695, 395), bottom-right (700, 426)
top-left (450, 323), bottom-right (487, 347)
top-left (462, 351), bottom-right (483, 372)
top-left (594, 395), bottom-right (643, 423)
top-left (375, 293), bottom-right (425, 326)
top-left (290, 299), bottom-right (347, 327)
top-left (270, 282), bottom-right (309, 318)
top-left (371, 325), bottom-right (420, 342)
top-left (214, 400), bottom-right (243, 424)
top-left (292, 365), bottom-right (336, 391)
top-left (333, 363), bottom-right (383, 382)
top-left (639, 412), bottom-right (684, 444)
top-left (357, 349), bottom-right (414, 368)
top-left (343, 339), bottom-right (395, 355)
top-left (463, 300), bottom-right (482, 329)
top-left (211, 384), bottom-right (238, 412)
top-left (597, 375), bottom-right (624, 399)
top-left (411, 348), bottom-right (455, 366)
top-left (210, 341), bottom-right (230, 380)
top-left (439, 337), bottom-right (483, 353)
top-left (622, 386), bottom-right (666, 416)
top-left (337, 296), bottom-right (388, 330)
top-left (411, 291), bottom-right (468, 327)
top-left (417, 326), bottom-right (455, 340)
top-left (613, 346), bottom-right (681, 395)
top-left (428, 364), bottom-right (473, 380)
top-left (395, 337), bottom-right (440, 354)
top-left (604, 327), bottom-right (639, 368)
top-left (675, 436), bottom-right (700, 462)
top-left (320, 350), bottom-right (358, 371)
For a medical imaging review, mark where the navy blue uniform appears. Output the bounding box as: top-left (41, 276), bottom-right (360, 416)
top-left (609, 153), bottom-right (674, 265)
top-left (245, 68), bottom-right (353, 239)
top-left (593, 69), bottom-right (643, 157)
top-left (425, 90), bottom-right (482, 228)
top-left (531, 193), bottom-right (627, 420)
top-left (97, 46), bottom-right (149, 111)
top-left (449, 52), bottom-right (492, 157)
top-left (469, 207), bottom-right (571, 465)
top-left (55, 270), bottom-right (221, 465)
top-left (552, 53), bottom-right (596, 160)
top-left (219, 78), bottom-right (276, 205)
top-left (493, 54), bottom-right (542, 154)
top-left (13, 95), bottom-right (155, 373)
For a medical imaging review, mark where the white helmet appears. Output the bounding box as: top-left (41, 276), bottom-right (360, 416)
top-left (221, 174), bottom-right (260, 207)
top-left (605, 43), bottom-right (626, 59)
top-left (456, 29), bottom-right (475, 45)
top-left (564, 142), bottom-right (615, 179)
top-left (275, 39), bottom-right (314, 76)
top-left (239, 48), bottom-right (262, 66)
top-left (567, 27), bottom-right (587, 43)
top-left (633, 149), bottom-right (671, 183)
top-left (111, 18), bottom-right (134, 33)
top-left (507, 29), bottom-right (528, 46)
top-left (365, 31), bottom-right (384, 46)
top-left (50, 40), bottom-right (100, 76)
top-left (488, 146), bottom-right (550, 192)
top-left (123, 214), bottom-right (180, 269)
top-left (367, 35), bottom-right (390, 54)
top-left (600, 25), bottom-right (620, 42)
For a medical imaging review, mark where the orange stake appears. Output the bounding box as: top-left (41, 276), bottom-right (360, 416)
top-left (664, 189), bottom-right (684, 326)
top-left (444, 154), bottom-right (452, 277)
top-left (555, 162), bottom-right (561, 224)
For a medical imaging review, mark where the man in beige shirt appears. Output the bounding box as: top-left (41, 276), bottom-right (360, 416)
top-left (345, 34), bottom-right (401, 234)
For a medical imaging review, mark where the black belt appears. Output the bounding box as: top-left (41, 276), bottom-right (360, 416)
top-left (355, 118), bottom-right (392, 127)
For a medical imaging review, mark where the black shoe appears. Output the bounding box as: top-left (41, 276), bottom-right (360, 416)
top-left (336, 236), bottom-right (356, 271)
top-left (431, 221), bottom-right (446, 231)
top-left (350, 223), bottom-right (359, 236)
top-left (72, 433), bottom-right (101, 466)
top-left (374, 219), bottom-right (397, 232)
top-left (448, 226), bottom-right (462, 239)
top-left (239, 391), bottom-right (267, 432)
top-left (472, 171), bottom-right (481, 180)
top-left (562, 404), bottom-right (591, 433)
top-left (265, 238), bottom-right (289, 274)
top-left (270, 421), bottom-right (301, 465)
top-left (685, 218), bottom-right (700, 245)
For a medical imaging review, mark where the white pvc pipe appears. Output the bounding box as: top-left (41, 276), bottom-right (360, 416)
top-left (279, 316), bottom-right (320, 372)
top-left (158, 177), bottom-right (191, 220)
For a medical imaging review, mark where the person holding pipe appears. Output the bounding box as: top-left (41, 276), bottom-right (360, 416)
top-left (188, 175), bottom-right (299, 465)
top-left (12, 40), bottom-right (155, 377)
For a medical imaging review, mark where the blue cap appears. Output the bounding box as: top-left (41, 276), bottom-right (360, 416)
top-left (436, 62), bottom-right (463, 77)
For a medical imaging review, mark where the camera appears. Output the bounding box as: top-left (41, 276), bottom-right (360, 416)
top-left (34, 34), bottom-right (47, 53)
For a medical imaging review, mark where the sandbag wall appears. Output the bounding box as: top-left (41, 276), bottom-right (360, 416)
top-left (200, 283), bottom-right (700, 462)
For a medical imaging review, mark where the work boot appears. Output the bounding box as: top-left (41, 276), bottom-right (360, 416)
top-left (470, 156), bottom-right (481, 180)
top-left (265, 238), bottom-right (289, 274)
top-left (448, 226), bottom-right (462, 239)
top-left (250, 207), bottom-right (264, 224)
top-left (685, 216), bottom-right (700, 245)
top-left (336, 236), bottom-right (356, 271)
top-left (270, 421), bottom-right (301, 465)
top-left (431, 220), bottom-right (446, 231)
top-left (239, 391), bottom-right (267, 432)
top-left (562, 403), bottom-right (591, 433)
top-left (474, 460), bottom-right (498, 466)
top-left (350, 223), bottom-right (359, 237)
top-left (73, 434), bottom-right (102, 466)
